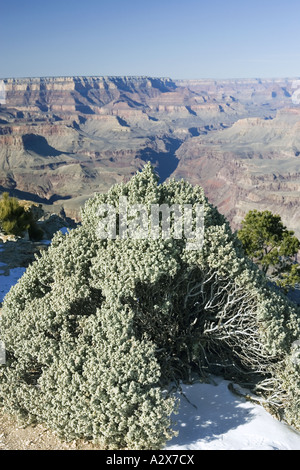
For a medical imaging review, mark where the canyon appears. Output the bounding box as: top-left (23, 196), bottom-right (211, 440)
top-left (0, 75), bottom-right (300, 236)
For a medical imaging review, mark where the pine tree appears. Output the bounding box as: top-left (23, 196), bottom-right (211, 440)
top-left (238, 209), bottom-right (300, 289)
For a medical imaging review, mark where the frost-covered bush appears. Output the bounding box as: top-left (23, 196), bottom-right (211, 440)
top-left (0, 163), bottom-right (299, 449)
top-left (0, 227), bottom-right (175, 449)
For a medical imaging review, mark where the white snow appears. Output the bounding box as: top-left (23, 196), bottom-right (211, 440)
top-left (1, 257), bottom-right (300, 450)
top-left (0, 266), bottom-right (26, 303)
top-left (165, 377), bottom-right (300, 450)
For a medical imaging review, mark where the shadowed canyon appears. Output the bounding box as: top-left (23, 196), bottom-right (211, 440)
top-left (0, 75), bottom-right (300, 235)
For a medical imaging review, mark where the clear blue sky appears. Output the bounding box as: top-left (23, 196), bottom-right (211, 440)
top-left (1, 0), bottom-right (300, 79)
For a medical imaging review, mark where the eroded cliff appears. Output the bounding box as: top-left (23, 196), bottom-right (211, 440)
top-left (0, 75), bottom-right (299, 234)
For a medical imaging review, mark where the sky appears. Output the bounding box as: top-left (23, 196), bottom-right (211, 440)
top-left (1, 0), bottom-right (300, 80)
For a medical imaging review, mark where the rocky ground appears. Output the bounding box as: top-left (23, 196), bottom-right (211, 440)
top-left (0, 409), bottom-right (99, 450)
top-left (0, 206), bottom-right (78, 276)
top-left (0, 238), bottom-right (47, 272)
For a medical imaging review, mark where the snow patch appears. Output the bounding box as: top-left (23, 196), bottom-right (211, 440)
top-left (165, 378), bottom-right (300, 450)
top-left (0, 267), bottom-right (26, 303)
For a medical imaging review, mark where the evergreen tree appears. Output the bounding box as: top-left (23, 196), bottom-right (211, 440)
top-left (238, 209), bottom-right (300, 289)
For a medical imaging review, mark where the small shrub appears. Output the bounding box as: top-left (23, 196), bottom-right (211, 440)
top-left (0, 192), bottom-right (32, 236)
top-left (0, 192), bottom-right (43, 240)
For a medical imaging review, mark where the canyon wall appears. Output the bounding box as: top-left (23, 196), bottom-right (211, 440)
top-left (0, 75), bottom-right (300, 234)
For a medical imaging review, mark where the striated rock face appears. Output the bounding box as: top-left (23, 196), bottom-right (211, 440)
top-left (0, 75), bottom-right (300, 235)
top-left (173, 106), bottom-right (300, 236)
top-left (4, 76), bottom-right (176, 113)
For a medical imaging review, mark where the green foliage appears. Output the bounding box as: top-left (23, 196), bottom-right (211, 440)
top-left (0, 192), bottom-right (43, 240)
top-left (238, 209), bottom-right (300, 288)
top-left (0, 192), bottom-right (31, 236)
top-left (0, 164), bottom-right (299, 449)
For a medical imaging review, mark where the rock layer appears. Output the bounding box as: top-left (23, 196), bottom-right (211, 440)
top-left (0, 76), bottom-right (300, 234)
